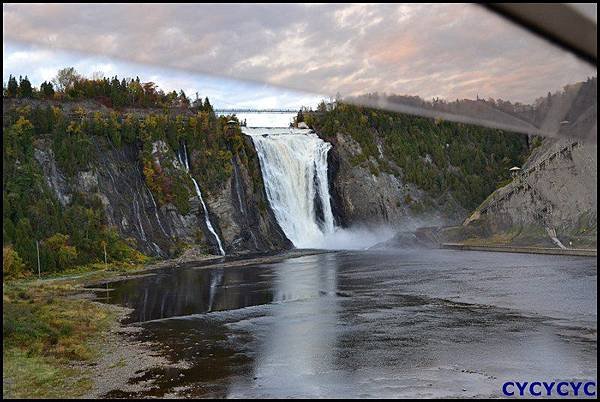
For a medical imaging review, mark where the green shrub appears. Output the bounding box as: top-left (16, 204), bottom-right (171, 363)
top-left (3, 246), bottom-right (28, 280)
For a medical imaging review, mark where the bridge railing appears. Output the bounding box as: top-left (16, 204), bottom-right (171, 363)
top-left (214, 109), bottom-right (299, 114)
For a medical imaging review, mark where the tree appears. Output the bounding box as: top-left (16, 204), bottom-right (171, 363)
top-left (3, 246), bottom-right (27, 279)
top-left (19, 75), bottom-right (33, 98)
top-left (6, 75), bottom-right (18, 97)
top-left (142, 82), bottom-right (157, 107)
top-left (192, 93), bottom-right (203, 110)
top-left (40, 81), bottom-right (55, 98)
top-left (44, 233), bottom-right (78, 271)
top-left (14, 218), bottom-right (36, 271)
top-left (6, 116), bottom-right (35, 159)
top-left (317, 100), bottom-right (327, 112)
top-left (53, 67), bottom-right (81, 92)
top-left (203, 97), bottom-right (213, 112)
top-left (178, 90), bottom-right (190, 107)
top-left (128, 78), bottom-right (143, 106)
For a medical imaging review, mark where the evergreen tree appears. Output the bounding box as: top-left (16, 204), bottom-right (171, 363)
top-left (40, 81), bottom-right (55, 98)
top-left (203, 97), bottom-right (213, 112)
top-left (192, 92), bottom-right (203, 110)
top-left (14, 218), bottom-right (36, 270)
top-left (179, 90), bottom-right (190, 107)
top-left (19, 75), bottom-right (33, 98)
top-left (7, 75), bottom-right (18, 97)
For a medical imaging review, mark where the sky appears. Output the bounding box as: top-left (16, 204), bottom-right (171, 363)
top-left (3, 41), bottom-right (322, 109)
top-left (3, 3), bottom-right (597, 108)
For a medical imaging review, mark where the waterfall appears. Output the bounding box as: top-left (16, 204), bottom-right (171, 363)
top-left (190, 177), bottom-right (225, 255)
top-left (232, 159), bottom-right (245, 215)
top-left (182, 142), bottom-right (190, 171)
top-left (144, 184), bottom-right (169, 238)
top-left (180, 142), bottom-right (225, 256)
top-left (245, 127), bottom-right (336, 248)
top-left (132, 194), bottom-right (147, 241)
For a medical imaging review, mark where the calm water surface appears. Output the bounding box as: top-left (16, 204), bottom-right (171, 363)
top-left (101, 249), bottom-right (597, 398)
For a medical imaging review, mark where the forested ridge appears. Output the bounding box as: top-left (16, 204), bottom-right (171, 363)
top-left (303, 102), bottom-right (531, 211)
top-left (301, 77), bottom-right (596, 214)
top-left (3, 69), bottom-right (255, 277)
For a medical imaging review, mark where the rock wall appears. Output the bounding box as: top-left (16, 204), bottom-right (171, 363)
top-left (324, 130), bottom-right (596, 249)
top-left (207, 137), bottom-right (292, 254)
top-left (326, 132), bottom-right (465, 229)
top-left (33, 135), bottom-right (291, 258)
top-left (461, 138), bottom-right (597, 248)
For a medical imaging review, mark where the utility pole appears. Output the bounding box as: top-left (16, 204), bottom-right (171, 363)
top-left (36, 240), bottom-right (41, 279)
top-left (102, 241), bottom-right (108, 269)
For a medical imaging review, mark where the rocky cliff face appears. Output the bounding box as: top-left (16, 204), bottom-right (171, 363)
top-left (452, 78), bottom-right (598, 248)
top-left (32, 134), bottom-right (291, 258)
top-left (328, 129), bottom-right (597, 249)
top-left (458, 138), bottom-right (597, 248)
top-left (326, 132), bottom-right (466, 230)
top-left (205, 137), bottom-right (292, 254)
top-left (325, 78), bottom-right (597, 248)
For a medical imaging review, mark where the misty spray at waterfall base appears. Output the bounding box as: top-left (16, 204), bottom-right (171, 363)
top-left (245, 127), bottom-right (393, 250)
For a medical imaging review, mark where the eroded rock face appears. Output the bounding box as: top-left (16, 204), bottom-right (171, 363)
top-left (207, 150), bottom-right (291, 254)
top-left (328, 133), bottom-right (406, 227)
top-left (86, 137), bottom-right (199, 257)
top-left (33, 135), bottom-right (291, 258)
top-left (326, 132), bottom-right (462, 229)
top-left (34, 147), bottom-right (72, 206)
top-left (462, 138), bottom-right (597, 247)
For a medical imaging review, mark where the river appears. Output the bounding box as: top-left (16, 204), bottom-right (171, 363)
top-left (100, 249), bottom-right (597, 398)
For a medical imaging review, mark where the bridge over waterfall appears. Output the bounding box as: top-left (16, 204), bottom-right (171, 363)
top-left (214, 108), bottom-right (299, 114)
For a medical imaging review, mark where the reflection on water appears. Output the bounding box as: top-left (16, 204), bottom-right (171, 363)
top-left (106, 266), bottom-right (276, 323)
top-left (207, 269), bottom-right (223, 312)
top-left (229, 254), bottom-right (340, 397)
top-left (100, 250), bottom-right (597, 398)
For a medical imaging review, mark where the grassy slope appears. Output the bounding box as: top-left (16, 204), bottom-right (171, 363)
top-left (2, 263), bottom-right (144, 398)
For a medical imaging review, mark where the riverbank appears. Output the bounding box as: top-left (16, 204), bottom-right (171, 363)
top-left (441, 242), bottom-right (597, 257)
top-left (2, 248), bottom-right (330, 398)
top-left (84, 248), bottom-right (331, 287)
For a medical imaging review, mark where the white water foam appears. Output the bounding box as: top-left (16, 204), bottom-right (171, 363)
top-left (245, 127), bottom-right (392, 250)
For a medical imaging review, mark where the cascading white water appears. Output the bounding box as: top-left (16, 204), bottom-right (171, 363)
top-left (132, 195), bottom-right (146, 241)
top-left (245, 127), bottom-right (336, 248)
top-left (144, 184), bottom-right (169, 238)
top-left (179, 143), bottom-right (225, 256)
top-left (191, 177), bottom-right (225, 255)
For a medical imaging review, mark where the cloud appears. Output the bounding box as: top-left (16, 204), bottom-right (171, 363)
top-left (2, 41), bottom-right (322, 109)
top-left (3, 3), bottom-right (596, 104)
